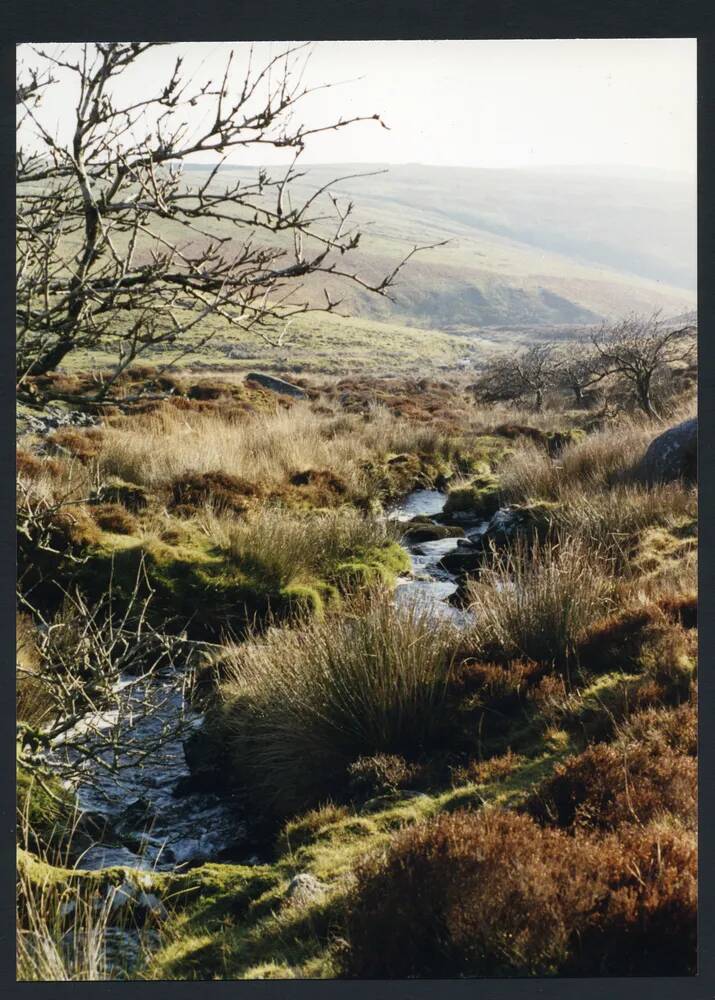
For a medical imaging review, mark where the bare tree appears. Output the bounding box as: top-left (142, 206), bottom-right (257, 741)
top-left (554, 341), bottom-right (607, 407)
top-left (16, 43), bottom-right (440, 404)
top-left (470, 343), bottom-right (559, 410)
top-left (591, 312), bottom-right (696, 418)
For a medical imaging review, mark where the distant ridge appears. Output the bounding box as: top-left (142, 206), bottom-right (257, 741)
top-left (182, 162), bottom-right (696, 330)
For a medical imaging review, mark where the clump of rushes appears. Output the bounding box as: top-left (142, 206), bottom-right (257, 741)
top-left (465, 534), bottom-right (614, 669)
top-left (214, 590), bottom-right (460, 817)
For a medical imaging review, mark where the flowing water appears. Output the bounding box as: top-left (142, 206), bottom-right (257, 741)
top-left (388, 488), bottom-right (486, 624)
top-left (50, 669), bottom-right (244, 872)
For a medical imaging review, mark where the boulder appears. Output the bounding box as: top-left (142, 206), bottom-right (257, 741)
top-left (640, 418), bottom-right (697, 483)
top-left (402, 521), bottom-right (465, 543)
top-left (245, 372), bottom-right (306, 399)
top-left (286, 873), bottom-right (327, 907)
top-left (438, 546), bottom-right (485, 576)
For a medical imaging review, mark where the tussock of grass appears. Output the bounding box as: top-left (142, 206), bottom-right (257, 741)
top-left (213, 590), bottom-right (461, 817)
top-left (220, 507), bottom-right (402, 591)
top-left (466, 534), bottom-right (614, 667)
top-left (499, 418), bottom-right (659, 501)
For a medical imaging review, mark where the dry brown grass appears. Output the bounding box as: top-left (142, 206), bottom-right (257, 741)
top-left (95, 401), bottom-right (449, 500)
top-left (499, 418), bottom-right (659, 502)
top-left (465, 534), bottom-right (614, 667)
top-left (16, 613), bottom-right (54, 728)
top-left (494, 414), bottom-right (697, 581)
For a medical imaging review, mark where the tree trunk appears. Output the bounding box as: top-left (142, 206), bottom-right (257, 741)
top-left (535, 388), bottom-right (543, 410)
top-left (19, 338), bottom-right (76, 379)
top-left (637, 376), bottom-right (659, 419)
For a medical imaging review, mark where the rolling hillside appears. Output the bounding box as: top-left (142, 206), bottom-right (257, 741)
top-left (182, 162), bottom-right (696, 332)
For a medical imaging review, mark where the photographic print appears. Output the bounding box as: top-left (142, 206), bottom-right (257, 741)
top-left (15, 38), bottom-right (697, 981)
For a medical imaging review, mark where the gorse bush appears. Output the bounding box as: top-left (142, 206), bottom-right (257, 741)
top-left (215, 591), bottom-right (460, 817)
top-left (342, 808), bottom-right (697, 978)
top-left (466, 534), bottom-right (614, 667)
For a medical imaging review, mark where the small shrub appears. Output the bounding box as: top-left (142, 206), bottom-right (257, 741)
top-left (525, 741), bottom-right (696, 832)
top-left (289, 468), bottom-right (348, 495)
top-left (571, 822), bottom-right (697, 976)
top-left (347, 754), bottom-right (419, 798)
top-left (657, 591), bottom-right (697, 629)
top-left (187, 380), bottom-right (233, 400)
top-left (577, 604), bottom-right (696, 704)
top-left (17, 451), bottom-right (64, 481)
top-left (342, 809), bottom-right (602, 978)
top-left (342, 809), bottom-right (697, 978)
top-left (90, 504), bottom-right (137, 535)
top-left (89, 479), bottom-right (149, 512)
top-left (615, 701), bottom-right (697, 757)
top-left (576, 605), bottom-right (667, 674)
top-left (47, 428), bottom-right (104, 463)
top-left (170, 470), bottom-right (259, 515)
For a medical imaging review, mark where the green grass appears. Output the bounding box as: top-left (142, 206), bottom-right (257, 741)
top-left (62, 309), bottom-right (483, 378)
top-left (74, 513), bottom-right (409, 637)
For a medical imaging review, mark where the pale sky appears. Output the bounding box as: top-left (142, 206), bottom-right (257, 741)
top-left (18, 39), bottom-right (696, 175)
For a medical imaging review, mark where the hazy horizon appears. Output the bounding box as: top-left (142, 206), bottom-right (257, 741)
top-left (18, 39), bottom-right (696, 175)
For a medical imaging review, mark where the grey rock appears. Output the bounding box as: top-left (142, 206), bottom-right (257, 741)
top-left (438, 547), bottom-right (485, 576)
top-left (286, 872), bottom-right (327, 907)
top-left (640, 418), bottom-right (697, 483)
top-left (245, 372), bottom-right (306, 399)
top-left (26, 407), bottom-right (98, 436)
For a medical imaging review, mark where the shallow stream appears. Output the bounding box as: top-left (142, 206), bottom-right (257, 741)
top-left (53, 488), bottom-right (487, 875)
